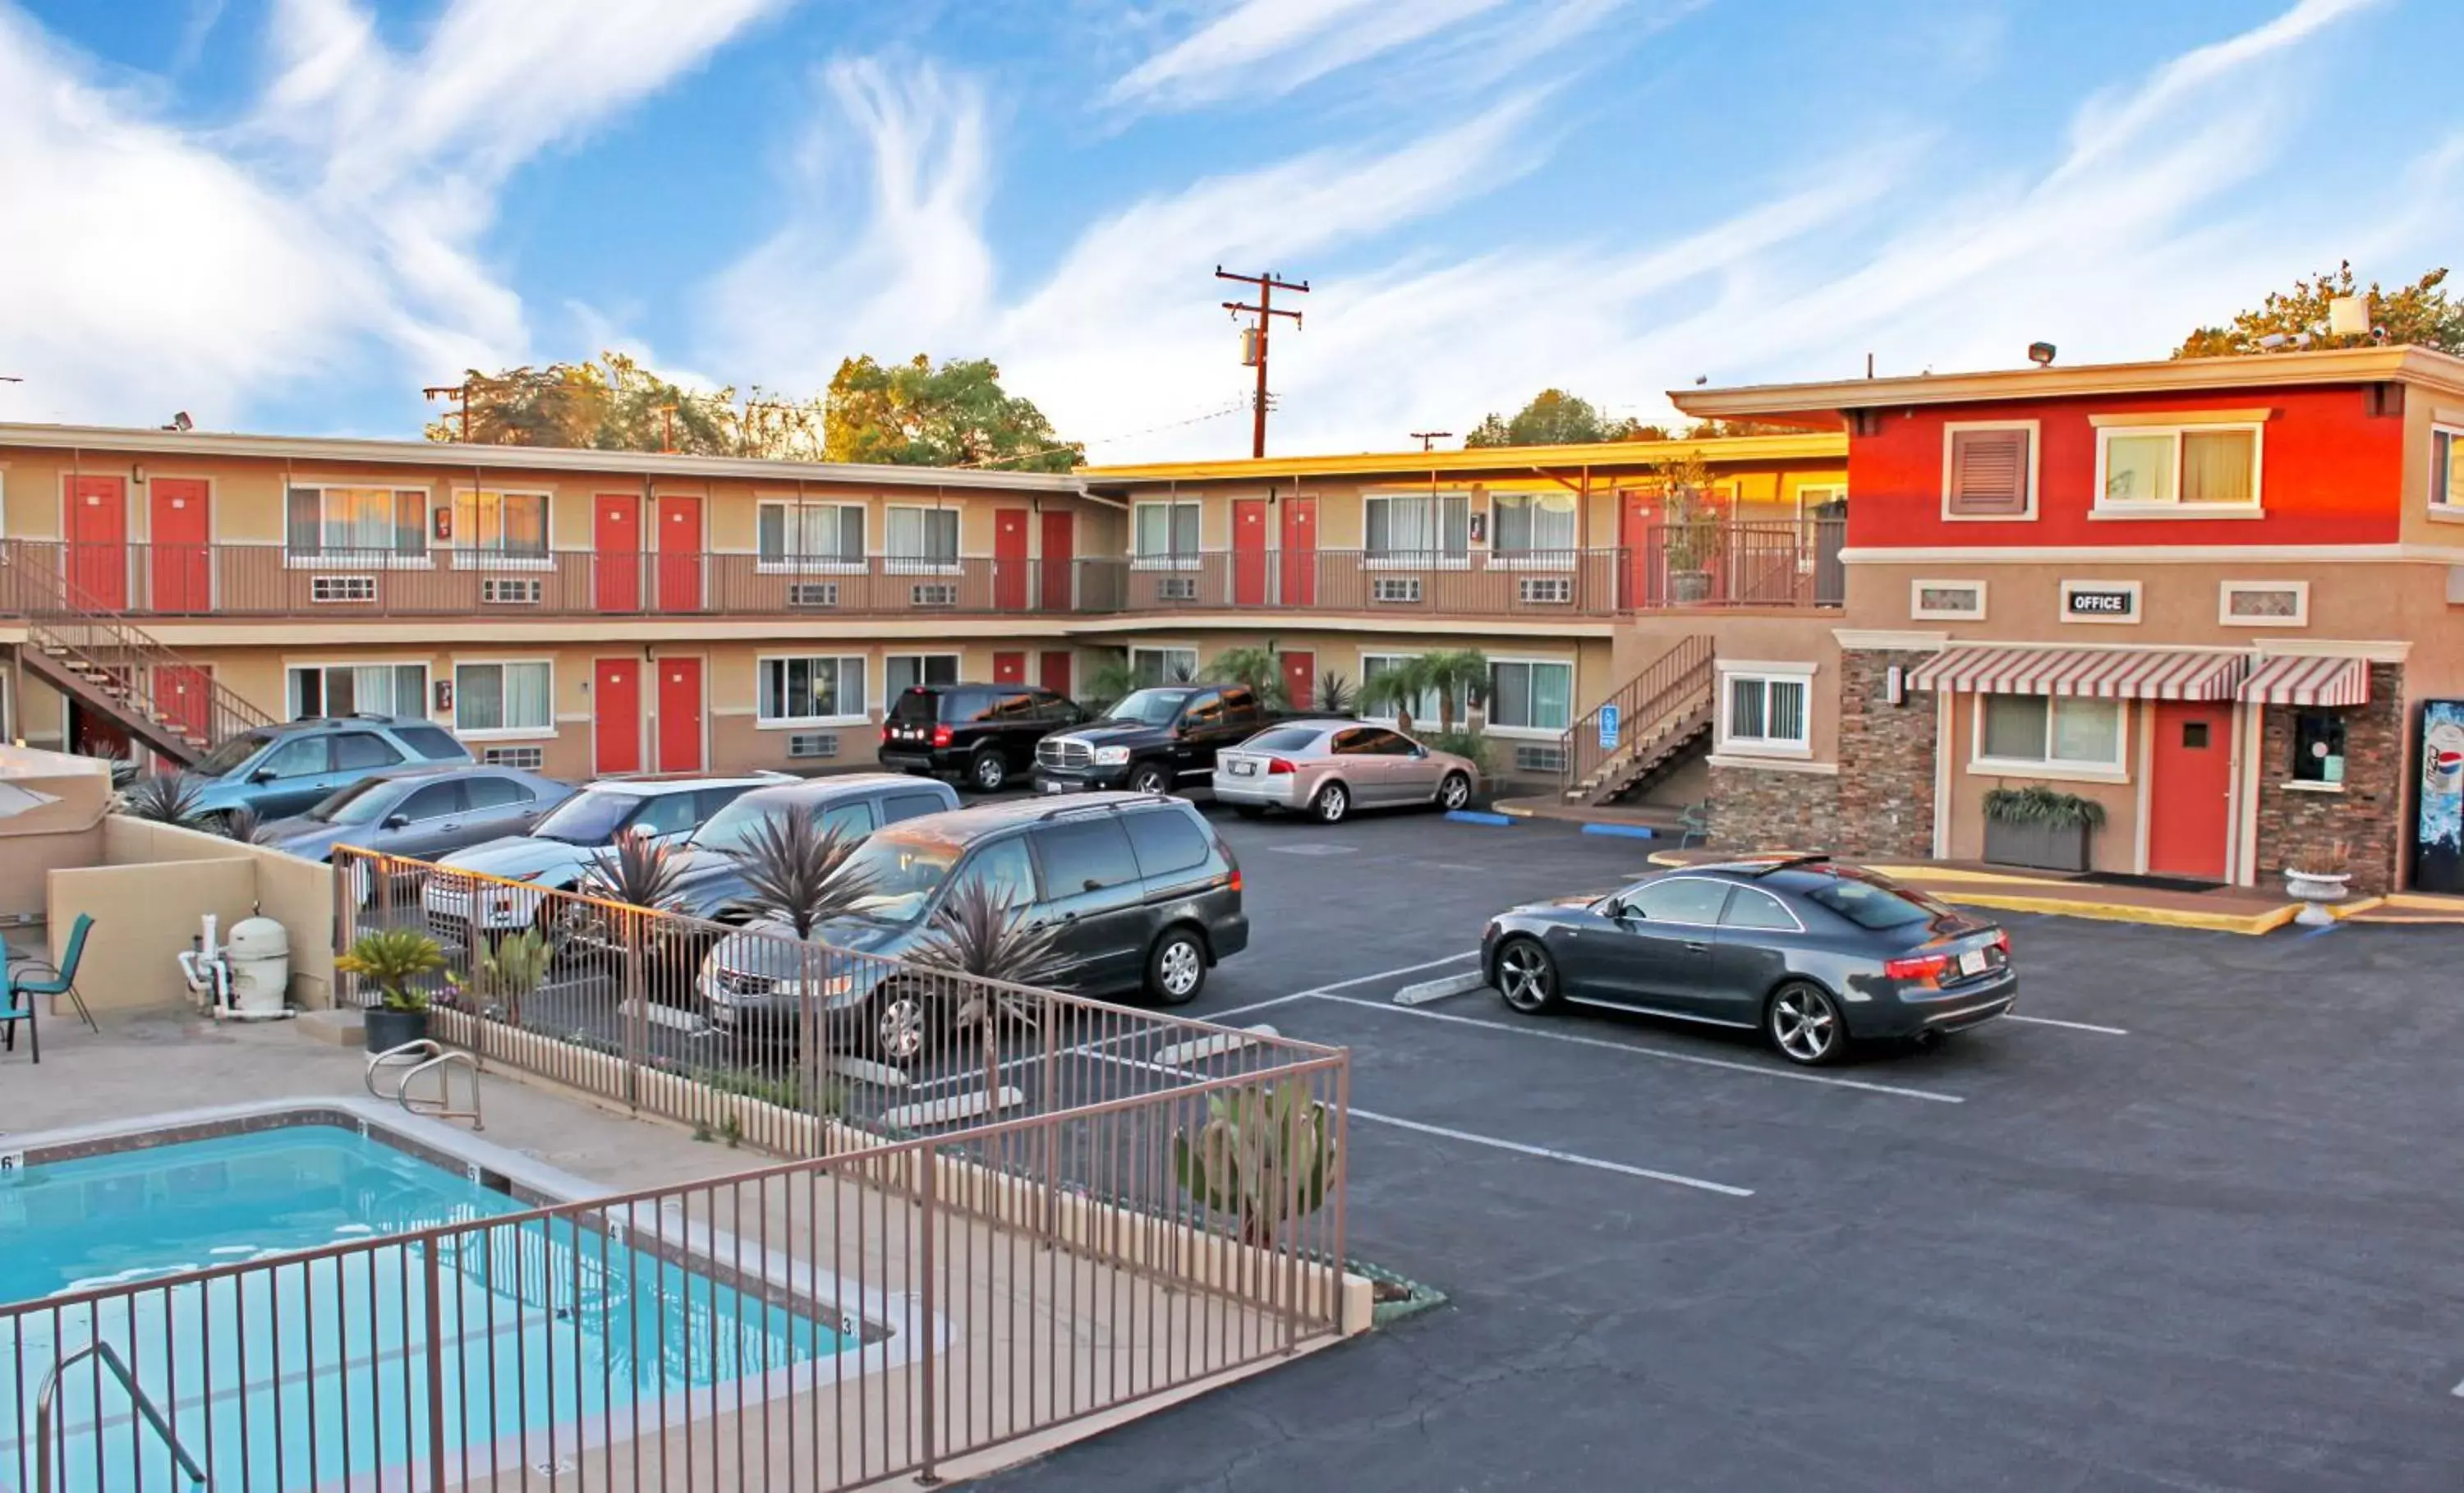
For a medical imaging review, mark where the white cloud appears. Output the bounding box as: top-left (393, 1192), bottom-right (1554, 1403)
top-left (1106, 0), bottom-right (1510, 112)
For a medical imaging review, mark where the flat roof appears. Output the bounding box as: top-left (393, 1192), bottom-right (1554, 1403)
top-left (1669, 345), bottom-right (2464, 420)
top-left (1080, 431), bottom-right (1845, 485)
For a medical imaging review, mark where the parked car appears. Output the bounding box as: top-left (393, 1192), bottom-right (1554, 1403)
top-left (420, 773), bottom-right (786, 942)
top-left (878, 682), bottom-right (1088, 792)
top-left (664, 774), bottom-right (962, 923)
top-left (261, 764), bottom-right (574, 862)
top-left (1031, 684), bottom-right (1284, 797)
top-left (700, 792), bottom-right (1248, 1055)
top-left (186, 715), bottom-right (472, 824)
top-left (1479, 855), bottom-right (2016, 1067)
top-left (1211, 719), bottom-right (1477, 824)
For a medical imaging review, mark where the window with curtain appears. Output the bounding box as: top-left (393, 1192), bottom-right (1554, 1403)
top-left (759, 655), bottom-right (864, 722)
top-left (2434, 428), bottom-right (2464, 510)
top-left (759, 503), bottom-right (866, 566)
top-left (1491, 494), bottom-right (1576, 556)
top-left (1130, 648), bottom-right (1197, 687)
top-left (1364, 494), bottom-right (1470, 560)
top-left (1978, 693), bottom-right (2122, 768)
top-left (1487, 660), bottom-right (1573, 731)
top-left (885, 653), bottom-right (960, 699)
top-left (287, 487), bottom-right (427, 557)
top-left (451, 489), bottom-right (549, 558)
top-left (288, 663), bottom-right (428, 719)
top-left (1133, 502), bottom-right (1202, 566)
top-left (2099, 426), bottom-right (2259, 508)
top-left (885, 507), bottom-right (958, 567)
top-left (453, 661), bottom-right (552, 734)
top-left (1723, 673), bottom-right (1809, 751)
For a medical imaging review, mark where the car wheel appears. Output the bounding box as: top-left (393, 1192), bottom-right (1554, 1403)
top-left (968, 748), bottom-right (1009, 792)
top-left (1127, 763), bottom-right (1171, 797)
top-left (1436, 772), bottom-right (1472, 811)
top-left (1767, 981), bottom-right (1847, 1067)
top-left (870, 985), bottom-right (940, 1065)
top-left (1311, 780), bottom-right (1349, 824)
top-left (1232, 805), bottom-right (1266, 820)
top-left (1492, 937), bottom-right (1560, 1013)
top-left (1146, 928), bottom-right (1207, 1006)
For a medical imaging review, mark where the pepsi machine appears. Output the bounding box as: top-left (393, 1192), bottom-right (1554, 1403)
top-left (2414, 701), bottom-right (2464, 894)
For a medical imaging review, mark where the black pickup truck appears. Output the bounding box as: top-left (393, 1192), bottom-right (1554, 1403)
top-left (1030, 684), bottom-right (1286, 797)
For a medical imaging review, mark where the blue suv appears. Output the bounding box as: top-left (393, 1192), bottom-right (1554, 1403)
top-left (186, 715), bottom-right (473, 825)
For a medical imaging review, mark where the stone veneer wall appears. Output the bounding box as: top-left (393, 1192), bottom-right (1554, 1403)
top-left (2253, 663), bottom-right (2403, 898)
top-left (1708, 649), bottom-right (1938, 857)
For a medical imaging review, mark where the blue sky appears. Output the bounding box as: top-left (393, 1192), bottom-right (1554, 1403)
top-left (2, 0), bottom-right (2458, 459)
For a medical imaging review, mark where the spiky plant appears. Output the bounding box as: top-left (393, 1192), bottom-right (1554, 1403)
top-left (119, 771), bottom-right (206, 826)
top-left (577, 829), bottom-right (688, 912)
top-left (724, 806), bottom-right (875, 939)
top-left (338, 926), bottom-right (446, 1012)
top-left (1314, 669), bottom-right (1356, 715)
top-left (906, 876), bottom-right (1072, 1096)
top-left (448, 926), bottom-right (553, 1026)
top-left (223, 805), bottom-right (285, 847)
top-left (1171, 1080), bottom-right (1340, 1247)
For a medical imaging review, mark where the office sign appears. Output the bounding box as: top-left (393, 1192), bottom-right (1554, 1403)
top-left (2061, 580), bottom-right (2140, 623)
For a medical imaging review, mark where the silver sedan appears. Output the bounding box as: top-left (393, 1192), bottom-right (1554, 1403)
top-left (1211, 719), bottom-right (1478, 825)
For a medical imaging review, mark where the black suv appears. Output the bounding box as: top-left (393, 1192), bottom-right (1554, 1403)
top-left (1031, 684), bottom-right (1281, 797)
top-left (699, 792), bottom-right (1248, 1054)
top-left (879, 683), bottom-right (1089, 793)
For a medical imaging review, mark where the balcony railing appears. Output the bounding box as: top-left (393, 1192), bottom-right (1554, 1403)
top-left (0, 521), bottom-right (1843, 623)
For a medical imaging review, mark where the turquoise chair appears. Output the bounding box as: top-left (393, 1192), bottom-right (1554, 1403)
top-left (1677, 801), bottom-right (1712, 851)
top-left (4, 913), bottom-right (98, 1063)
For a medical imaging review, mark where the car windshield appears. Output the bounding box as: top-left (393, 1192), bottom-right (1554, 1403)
top-left (194, 732), bottom-right (274, 778)
top-left (1105, 688), bottom-right (1191, 726)
top-left (690, 796), bottom-right (785, 853)
top-left (531, 789), bottom-right (646, 845)
top-left (832, 831), bottom-right (968, 925)
top-left (1802, 872), bottom-right (1949, 930)
top-left (305, 778), bottom-right (401, 825)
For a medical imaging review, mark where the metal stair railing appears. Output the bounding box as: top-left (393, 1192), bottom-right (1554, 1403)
top-left (1559, 634), bottom-right (1715, 800)
top-left (367, 1037), bottom-right (485, 1128)
top-left (34, 1339), bottom-right (209, 1492)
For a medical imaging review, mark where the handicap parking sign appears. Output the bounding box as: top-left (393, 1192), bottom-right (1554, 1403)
top-left (1597, 704), bottom-right (1620, 751)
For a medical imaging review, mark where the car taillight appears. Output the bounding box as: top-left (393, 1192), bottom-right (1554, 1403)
top-left (1266, 757), bottom-right (1294, 774)
top-left (880, 724), bottom-right (892, 744)
top-left (1993, 929), bottom-right (2011, 954)
top-left (1882, 953), bottom-right (1950, 984)
top-left (930, 725), bottom-right (954, 748)
top-left (1227, 869), bottom-right (1243, 893)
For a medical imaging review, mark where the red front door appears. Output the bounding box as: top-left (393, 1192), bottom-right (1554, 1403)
top-left (655, 657), bottom-right (704, 773)
top-left (992, 651), bottom-right (1026, 685)
top-left (149, 479), bottom-right (211, 613)
top-left (1040, 650), bottom-right (1073, 698)
top-left (594, 659), bottom-right (641, 775)
top-left (2147, 701), bottom-right (2232, 880)
top-left (1233, 498), bottom-right (1270, 606)
top-left (1280, 650), bottom-right (1315, 713)
top-left (994, 509), bottom-right (1030, 610)
top-left (1040, 511), bottom-right (1075, 611)
top-left (1620, 491), bottom-right (1657, 609)
top-left (65, 475), bottom-right (128, 609)
top-left (595, 494), bottom-right (642, 612)
top-left (656, 496), bottom-right (702, 612)
top-left (1279, 497), bottom-right (1315, 607)
top-left (155, 664), bottom-right (213, 750)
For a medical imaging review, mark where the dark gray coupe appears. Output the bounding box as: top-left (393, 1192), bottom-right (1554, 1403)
top-left (1479, 856), bottom-right (2016, 1065)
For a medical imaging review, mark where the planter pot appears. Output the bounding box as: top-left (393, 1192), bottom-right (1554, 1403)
top-left (1983, 817), bottom-right (2092, 873)
top-left (364, 1005), bottom-right (431, 1054)
top-left (2283, 871), bottom-right (2351, 927)
top-left (1668, 568), bottom-right (1713, 604)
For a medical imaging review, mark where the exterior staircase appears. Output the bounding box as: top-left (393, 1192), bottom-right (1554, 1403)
top-left (1560, 634), bottom-right (1715, 807)
top-left (0, 541), bottom-right (274, 766)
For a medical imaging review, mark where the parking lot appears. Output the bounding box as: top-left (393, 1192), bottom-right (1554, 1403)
top-left (983, 805), bottom-right (2464, 1492)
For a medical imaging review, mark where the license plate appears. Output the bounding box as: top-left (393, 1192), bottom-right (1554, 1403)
top-left (1957, 949), bottom-right (1989, 976)
top-left (1230, 760), bottom-right (1257, 776)
top-left (1041, 781), bottom-right (1072, 794)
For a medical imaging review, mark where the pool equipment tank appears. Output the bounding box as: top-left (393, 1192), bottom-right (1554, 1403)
top-left (179, 913), bottom-right (292, 1019)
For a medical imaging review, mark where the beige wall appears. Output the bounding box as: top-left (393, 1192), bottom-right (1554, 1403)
top-left (102, 817), bottom-right (339, 1007)
top-left (48, 856), bottom-right (255, 1015)
top-left (1939, 691), bottom-right (2145, 872)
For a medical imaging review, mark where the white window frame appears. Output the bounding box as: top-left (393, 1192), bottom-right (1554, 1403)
top-left (2089, 417), bottom-right (2266, 517)
top-left (756, 653), bottom-right (868, 728)
top-left (1363, 492), bottom-right (1472, 570)
top-left (1795, 482), bottom-right (1849, 521)
top-left (2218, 579), bottom-right (2310, 628)
top-left (1486, 493), bottom-right (1579, 569)
top-left (1356, 650), bottom-right (1468, 730)
top-left (1940, 420), bottom-right (2039, 522)
top-left (285, 659), bottom-right (433, 721)
top-left (1970, 692), bottom-right (2128, 782)
top-left (2059, 578), bottom-right (2142, 626)
top-left (1484, 658), bottom-right (1576, 738)
top-left (1910, 578), bottom-right (1987, 622)
top-left (1131, 500), bottom-right (1204, 572)
top-left (883, 651), bottom-right (963, 708)
top-left (1715, 662), bottom-right (1815, 760)
top-left (452, 659), bottom-right (556, 741)
top-left (883, 505), bottom-right (961, 575)
top-left (1129, 646), bottom-right (1199, 688)
top-left (446, 487), bottom-right (553, 570)
top-left (756, 499), bottom-right (867, 574)
top-left (284, 483), bottom-right (434, 569)
top-left (2431, 425), bottom-right (2464, 518)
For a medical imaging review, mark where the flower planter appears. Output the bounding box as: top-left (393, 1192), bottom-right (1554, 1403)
top-left (364, 1005), bottom-right (430, 1054)
top-left (2283, 870), bottom-right (2351, 927)
top-left (1668, 568), bottom-right (1713, 604)
top-left (1982, 817), bottom-right (2092, 873)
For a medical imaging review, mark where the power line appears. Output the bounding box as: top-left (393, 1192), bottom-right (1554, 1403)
top-left (1409, 430), bottom-right (1452, 452)
top-left (949, 397), bottom-right (1252, 471)
top-left (1216, 266), bottom-right (1308, 459)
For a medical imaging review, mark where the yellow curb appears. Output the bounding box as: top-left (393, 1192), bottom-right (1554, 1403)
top-left (1862, 865), bottom-right (2073, 888)
top-left (1936, 890), bottom-right (2293, 936)
top-left (1495, 803), bottom-right (1535, 818)
top-left (2381, 893), bottom-right (2464, 912)
top-left (2328, 895), bottom-right (2387, 921)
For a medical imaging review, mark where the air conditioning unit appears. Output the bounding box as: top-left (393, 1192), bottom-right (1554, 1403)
top-left (911, 583), bottom-right (959, 608)
top-left (1514, 743), bottom-right (1567, 774)
top-left (310, 576), bottom-right (378, 603)
top-left (481, 746), bottom-right (545, 769)
top-left (787, 733), bottom-right (839, 760)
top-left (787, 581), bottom-right (839, 608)
top-left (1372, 577), bottom-right (1423, 604)
top-left (1518, 577), bottom-right (1573, 605)
top-left (1156, 576), bottom-right (1198, 602)
top-left (480, 577), bottom-right (543, 604)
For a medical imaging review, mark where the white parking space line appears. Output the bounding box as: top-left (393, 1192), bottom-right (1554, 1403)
top-left (2005, 1013), bottom-right (2130, 1036)
top-left (1199, 951), bottom-right (1483, 1023)
top-left (1349, 1108), bottom-right (1753, 1198)
top-left (1308, 993), bottom-right (1966, 1105)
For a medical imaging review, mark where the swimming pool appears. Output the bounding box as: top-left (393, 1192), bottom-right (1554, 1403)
top-left (0, 1123), bottom-right (851, 1491)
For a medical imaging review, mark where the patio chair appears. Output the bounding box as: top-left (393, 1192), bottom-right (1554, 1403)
top-left (3, 913), bottom-right (98, 1062)
top-left (1676, 800), bottom-right (1712, 851)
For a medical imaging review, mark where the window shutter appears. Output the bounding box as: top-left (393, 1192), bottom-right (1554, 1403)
top-left (1947, 430), bottom-right (2030, 515)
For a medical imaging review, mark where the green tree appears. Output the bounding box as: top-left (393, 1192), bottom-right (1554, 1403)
top-left (1680, 418), bottom-right (1801, 439)
top-left (2174, 263), bottom-right (2464, 358)
top-left (425, 351), bottom-right (828, 459)
top-left (824, 354), bottom-right (1082, 471)
top-left (1464, 389), bottom-right (1664, 448)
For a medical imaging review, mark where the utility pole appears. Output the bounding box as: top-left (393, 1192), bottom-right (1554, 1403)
top-left (1409, 430), bottom-right (1452, 452)
top-left (1217, 266), bottom-right (1308, 458)
top-left (422, 382), bottom-right (471, 442)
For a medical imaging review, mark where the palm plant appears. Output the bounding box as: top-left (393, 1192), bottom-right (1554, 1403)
top-left (338, 926), bottom-right (446, 1012)
top-left (1203, 644), bottom-right (1289, 710)
top-left (1083, 657), bottom-right (1139, 714)
top-left (906, 876), bottom-right (1072, 1100)
top-left (1418, 649), bottom-right (1491, 735)
top-left (724, 806), bottom-right (875, 939)
top-left (119, 771), bottom-right (205, 826)
top-left (1360, 656), bottom-right (1437, 737)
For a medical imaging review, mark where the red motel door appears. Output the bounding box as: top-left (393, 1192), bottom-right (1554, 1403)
top-left (149, 479), bottom-right (211, 612)
top-left (655, 657), bottom-right (704, 773)
top-left (1040, 650), bottom-right (1073, 699)
top-left (1279, 497), bottom-right (1316, 606)
top-left (1280, 650), bottom-right (1315, 712)
top-left (2147, 701), bottom-right (2232, 880)
top-left (595, 495), bottom-right (642, 612)
top-left (155, 664), bottom-right (213, 744)
top-left (1620, 491), bottom-right (1660, 609)
top-left (1233, 498), bottom-right (1269, 606)
top-left (65, 475), bottom-right (128, 609)
top-left (995, 509), bottom-right (1030, 610)
top-left (656, 496), bottom-right (702, 612)
top-left (594, 659), bottom-right (641, 775)
top-left (992, 651), bottom-right (1026, 685)
top-left (1040, 511), bottom-right (1075, 611)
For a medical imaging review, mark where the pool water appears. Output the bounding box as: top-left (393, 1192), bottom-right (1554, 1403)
top-left (0, 1127), bottom-right (846, 1491)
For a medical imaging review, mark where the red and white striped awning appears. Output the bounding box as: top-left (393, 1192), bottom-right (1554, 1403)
top-left (2238, 654), bottom-right (2370, 707)
top-left (1909, 645), bottom-right (2248, 701)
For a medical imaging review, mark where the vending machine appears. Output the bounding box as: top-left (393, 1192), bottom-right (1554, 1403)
top-left (2413, 701), bottom-right (2464, 894)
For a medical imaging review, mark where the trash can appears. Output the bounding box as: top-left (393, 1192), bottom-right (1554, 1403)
top-left (224, 917), bottom-right (291, 1018)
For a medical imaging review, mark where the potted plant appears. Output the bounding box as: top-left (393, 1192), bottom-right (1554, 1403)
top-left (338, 926), bottom-right (446, 1052)
top-left (2283, 841), bottom-right (2351, 926)
top-left (1981, 785), bottom-right (2105, 873)
top-left (1651, 452), bottom-right (1724, 604)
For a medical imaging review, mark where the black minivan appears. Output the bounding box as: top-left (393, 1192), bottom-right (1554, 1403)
top-left (699, 792), bottom-right (1248, 1056)
top-left (879, 683), bottom-right (1088, 793)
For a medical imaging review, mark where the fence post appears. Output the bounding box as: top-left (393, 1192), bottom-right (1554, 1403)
top-left (917, 1142), bottom-right (942, 1484)
top-left (621, 908), bottom-right (646, 1111)
top-left (421, 1240), bottom-right (448, 1493)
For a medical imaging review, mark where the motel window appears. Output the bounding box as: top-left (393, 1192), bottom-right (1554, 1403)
top-left (2095, 425), bottom-right (2261, 510)
top-left (1491, 494), bottom-right (1576, 556)
top-left (759, 655), bottom-right (865, 724)
top-left (759, 502), bottom-right (866, 566)
top-left (2292, 710), bottom-right (2347, 785)
top-left (1129, 647), bottom-right (1198, 687)
top-left (1133, 501), bottom-right (1202, 567)
top-left (287, 486), bottom-right (426, 557)
top-left (289, 663), bottom-right (428, 720)
top-left (1722, 673), bottom-right (1810, 754)
top-left (885, 507), bottom-right (959, 567)
top-left (453, 662), bottom-right (553, 736)
top-left (2434, 427), bottom-right (2464, 512)
top-left (450, 489), bottom-right (549, 559)
top-left (1943, 426), bottom-right (2034, 518)
top-left (1364, 493), bottom-right (1470, 562)
top-left (1488, 661), bottom-right (1574, 733)
top-left (1977, 694), bottom-right (2123, 771)
top-left (1358, 654), bottom-right (1464, 729)
top-left (885, 653), bottom-right (961, 701)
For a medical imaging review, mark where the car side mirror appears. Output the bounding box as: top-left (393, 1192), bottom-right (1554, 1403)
top-left (1413, 744), bottom-right (1429, 758)
top-left (383, 814), bottom-right (410, 830)
top-left (250, 769), bottom-right (275, 783)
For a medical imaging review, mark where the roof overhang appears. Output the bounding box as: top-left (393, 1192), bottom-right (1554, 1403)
top-left (1081, 432), bottom-right (1846, 489)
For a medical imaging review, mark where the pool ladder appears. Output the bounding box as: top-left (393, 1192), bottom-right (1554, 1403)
top-left (34, 1340), bottom-right (208, 1492)
top-left (367, 1039), bottom-right (485, 1131)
